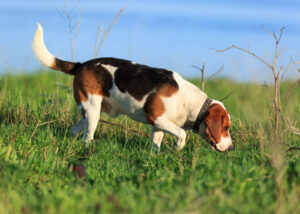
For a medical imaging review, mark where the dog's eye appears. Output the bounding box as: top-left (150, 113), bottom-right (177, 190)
top-left (223, 125), bottom-right (229, 131)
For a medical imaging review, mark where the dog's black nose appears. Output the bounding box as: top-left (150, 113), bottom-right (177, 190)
top-left (228, 145), bottom-right (234, 151)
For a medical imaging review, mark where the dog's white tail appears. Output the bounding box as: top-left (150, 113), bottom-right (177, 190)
top-left (32, 23), bottom-right (79, 75)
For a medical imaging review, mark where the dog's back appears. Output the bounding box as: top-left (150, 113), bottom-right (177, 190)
top-left (73, 57), bottom-right (188, 125)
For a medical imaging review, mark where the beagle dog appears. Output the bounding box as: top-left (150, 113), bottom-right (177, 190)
top-left (32, 23), bottom-right (234, 152)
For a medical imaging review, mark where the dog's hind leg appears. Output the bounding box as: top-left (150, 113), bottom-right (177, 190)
top-left (70, 118), bottom-right (85, 136)
top-left (81, 94), bottom-right (102, 146)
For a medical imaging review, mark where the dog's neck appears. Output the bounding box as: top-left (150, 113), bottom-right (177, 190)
top-left (183, 97), bottom-right (225, 130)
top-left (181, 84), bottom-right (208, 129)
top-left (192, 98), bottom-right (212, 133)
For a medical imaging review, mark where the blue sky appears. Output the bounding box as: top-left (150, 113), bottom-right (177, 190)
top-left (0, 0), bottom-right (299, 81)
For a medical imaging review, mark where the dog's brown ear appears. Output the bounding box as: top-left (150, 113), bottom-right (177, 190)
top-left (205, 104), bottom-right (228, 144)
top-left (205, 113), bottom-right (222, 144)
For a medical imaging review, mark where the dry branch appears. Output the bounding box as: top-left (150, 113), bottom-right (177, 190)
top-left (216, 27), bottom-right (300, 138)
top-left (29, 120), bottom-right (40, 142)
top-left (216, 45), bottom-right (272, 69)
top-left (281, 61), bottom-right (300, 81)
top-left (220, 91), bottom-right (233, 101)
top-left (287, 147), bottom-right (300, 152)
top-left (29, 120), bottom-right (58, 142)
top-left (192, 64), bottom-right (205, 91)
top-left (93, 26), bottom-right (102, 58)
top-left (99, 119), bottom-right (150, 137)
top-left (280, 115), bottom-right (300, 136)
top-left (57, 0), bottom-right (82, 62)
top-left (93, 7), bottom-right (125, 58)
top-left (206, 64), bottom-right (224, 81)
top-left (191, 63), bottom-right (223, 91)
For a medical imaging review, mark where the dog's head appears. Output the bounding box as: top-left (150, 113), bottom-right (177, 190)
top-left (200, 102), bottom-right (233, 152)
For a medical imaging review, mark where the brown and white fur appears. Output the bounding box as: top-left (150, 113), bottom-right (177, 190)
top-left (32, 23), bottom-right (234, 152)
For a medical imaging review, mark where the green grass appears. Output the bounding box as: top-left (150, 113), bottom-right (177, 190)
top-left (0, 71), bottom-right (299, 214)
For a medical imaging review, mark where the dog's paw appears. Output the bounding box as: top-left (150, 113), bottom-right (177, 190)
top-left (174, 143), bottom-right (185, 151)
top-left (83, 138), bottom-right (94, 147)
top-left (150, 143), bottom-right (161, 154)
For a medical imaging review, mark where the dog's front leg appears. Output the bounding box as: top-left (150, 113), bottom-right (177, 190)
top-left (151, 127), bottom-right (164, 152)
top-left (154, 117), bottom-right (187, 151)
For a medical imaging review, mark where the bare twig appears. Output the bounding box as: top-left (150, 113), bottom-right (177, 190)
top-left (201, 64), bottom-right (205, 91)
top-left (191, 63), bottom-right (223, 91)
top-left (216, 45), bottom-right (272, 69)
top-left (99, 119), bottom-right (150, 137)
top-left (27, 144), bottom-right (37, 155)
top-left (220, 91), bottom-right (233, 101)
top-left (260, 25), bottom-right (273, 37)
top-left (57, 0), bottom-right (82, 61)
top-left (93, 7), bottom-right (125, 58)
top-left (280, 115), bottom-right (300, 136)
top-left (93, 26), bottom-right (102, 58)
top-left (192, 63), bottom-right (205, 91)
top-left (272, 27), bottom-right (285, 79)
top-left (191, 65), bottom-right (202, 71)
top-left (277, 27), bottom-right (285, 44)
top-left (277, 47), bottom-right (285, 59)
top-left (281, 61), bottom-right (300, 81)
top-left (205, 64), bottom-right (224, 81)
top-left (29, 120), bottom-right (58, 142)
top-left (29, 120), bottom-right (40, 142)
top-left (39, 120), bottom-right (58, 126)
top-left (287, 147), bottom-right (300, 152)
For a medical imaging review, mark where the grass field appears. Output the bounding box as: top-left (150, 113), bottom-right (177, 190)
top-left (0, 71), bottom-right (299, 214)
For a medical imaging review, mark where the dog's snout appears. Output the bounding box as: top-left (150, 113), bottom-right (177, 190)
top-left (228, 145), bottom-right (234, 151)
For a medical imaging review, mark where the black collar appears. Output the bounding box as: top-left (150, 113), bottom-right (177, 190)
top-left (192, 98), bottom-right (212, 133)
